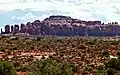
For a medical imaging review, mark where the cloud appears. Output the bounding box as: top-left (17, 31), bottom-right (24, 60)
top-left (0, 0), bottom-right (120, 27)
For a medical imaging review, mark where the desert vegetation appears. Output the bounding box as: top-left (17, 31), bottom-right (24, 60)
top-left (0, 35), bottom-right (120, 75)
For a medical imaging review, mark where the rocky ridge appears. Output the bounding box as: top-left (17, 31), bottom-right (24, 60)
top-left (1, 15), bottom-right (120, 36)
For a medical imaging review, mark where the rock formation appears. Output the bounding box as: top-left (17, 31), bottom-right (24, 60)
top-left (1, 15), bottom-right (120, 36)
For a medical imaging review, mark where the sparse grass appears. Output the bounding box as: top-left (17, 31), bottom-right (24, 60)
top-left (0, 36), bottom-right (120, 74)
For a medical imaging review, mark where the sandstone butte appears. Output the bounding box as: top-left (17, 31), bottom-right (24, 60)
top-left (1, 15), bottom-right (120, 36)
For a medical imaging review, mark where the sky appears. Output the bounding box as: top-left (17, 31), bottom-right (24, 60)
top-left (0, 0), bottom-right (120, 29)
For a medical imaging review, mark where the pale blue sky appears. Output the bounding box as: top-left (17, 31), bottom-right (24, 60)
top-left (0, 0), bottom-right (120, 30)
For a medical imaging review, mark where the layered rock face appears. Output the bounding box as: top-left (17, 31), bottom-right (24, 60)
top-left (1, 15), bottom-right (120, 36)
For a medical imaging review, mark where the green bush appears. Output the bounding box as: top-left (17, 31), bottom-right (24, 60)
top-left (106, 68), bottom-right (116, 75)
top-left (105, 58), bottom-right (120, 71)
top-left (26, 59), bottom-right (76, 75)
top-left (110, 41), bottom-right (119, 45)
top-left (97, 65), bottom-right (105, 70)
top-left (28, 72), bottom-right (34, 75)
top-left (86, 41), bottom-right (95, 45)
top-left (93, 69), bottom-right (101, 75)
top-left (102, 50), bottom-right (109, 57)
top-left (0, 61), bottom-right (17, 75)
top-left (0, 47), bottom-right (5, 52)
top-left (37, 37), bottom-right (41, 41)
top-left (116, 51), bottom-right (120, 57)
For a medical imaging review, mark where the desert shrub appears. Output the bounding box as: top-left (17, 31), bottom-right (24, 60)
top-left (93, 69), bottom-right (101, 75)
top-left (59, 46), bottom-right (66, 50)
top-left (37, 37), bottom-right (41, 41)
top-left (77, 45), bottom-right (86, 49)
top-left (86, 41), bottom-right (95, 45)
top-left (1, 35), bottom-right (8, 38)
top-left (60, 62), bottom-right (76, 75)
top-left (28, 72), bottom-right (34, 75)
top-left (0, 37), bottom-right (2, 40)
top-left (102, 50), bottom-right (109, 57)
top-left (116, 51), bottom-right (120, 57)
top-left (106, 68), bottom-right (116, 75)
top-left (10, 37), bottom-right (19, 40)
top-left (18, 67), bottom-right (29, 72)
top-left (105, 58), bottom-right (120, 71)
top-left (71, 44), bottom-right (76, 48)
top-left (97, 65), bottom-right (105, 70)
top-left (0, 61), bottom-right (17, 75)
top-left (94, 65), bottom-right (106, 75)
top-left (0, 47), bottom-right (5, 52)
top-left (12, 46), bottom-right (17, 50)
top-left (104, 58), bottom-right (120, 75)
top-left (84, 67), bottom-right (89, 73)
top-left (30, 46), bottom-right (34, 50)
top-left (110, 41), bottom-right (119, 45)
top-left (26, 59), bottom-right (76, 75)
top-left (13, 61), bottom-right (20, 68)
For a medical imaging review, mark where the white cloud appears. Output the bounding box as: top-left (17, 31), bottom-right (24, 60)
top-left (12, 12), bottom-right (37, 21)
top-left (0, 0), bottom-right (120, 24)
